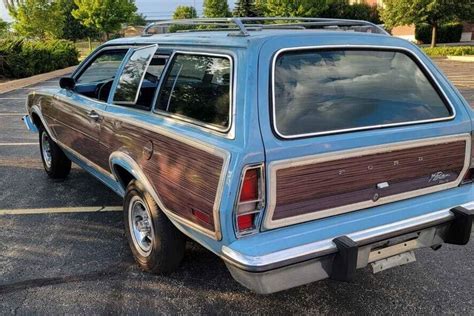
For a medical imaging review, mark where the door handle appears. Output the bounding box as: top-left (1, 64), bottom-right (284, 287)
top-left (87, 110), bottom-right (101, 121)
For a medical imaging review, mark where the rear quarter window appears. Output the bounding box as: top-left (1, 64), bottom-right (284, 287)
top-left (272, 49), bottom-right (453, 138)
top-left (155, 53), bottom-right (232, 131)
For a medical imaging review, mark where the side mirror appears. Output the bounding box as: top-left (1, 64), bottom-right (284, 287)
top-left (59, 77), bottom-right (76, 90)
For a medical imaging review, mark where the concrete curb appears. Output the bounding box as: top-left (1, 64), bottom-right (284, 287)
top-left (447, 55), bottom-right (474, 62)
top-left (0, 66), bottom-right (77, 95)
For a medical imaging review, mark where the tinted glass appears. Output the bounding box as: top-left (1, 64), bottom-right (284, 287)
top-left (273, 50), bottom-right (451, 137)
top-left (156, 54), bottom-right (231, 130)
top-left (114, 46), bottom-right (156, 104)
top-left (76, 50), bottom-right (127, 84)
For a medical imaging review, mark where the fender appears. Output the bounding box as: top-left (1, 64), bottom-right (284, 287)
top-left (109, 151), bottom-right (222, 240)
top-left (30, 105), bottom-right (54, 139)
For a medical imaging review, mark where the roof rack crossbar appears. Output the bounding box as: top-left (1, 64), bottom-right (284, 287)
top-left (142, 17), bottom-right (389, 36)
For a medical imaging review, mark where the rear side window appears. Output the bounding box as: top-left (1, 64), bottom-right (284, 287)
top-left (156, 53), bottom-right (232, 131)
top-left (273, 49), bottom-right (452, 138)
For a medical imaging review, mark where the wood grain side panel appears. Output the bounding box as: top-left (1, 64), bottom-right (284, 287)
top-left (273, 141), bottom-right (466, 221)
top-left (104, 121), bottom-right (223, 232)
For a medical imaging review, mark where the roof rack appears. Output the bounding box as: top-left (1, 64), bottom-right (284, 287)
top-left (142, 17), bottom-right (389, 37)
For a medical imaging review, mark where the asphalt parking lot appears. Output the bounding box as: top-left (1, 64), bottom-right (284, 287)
top-left (0, 59), bottom-right (473, 314)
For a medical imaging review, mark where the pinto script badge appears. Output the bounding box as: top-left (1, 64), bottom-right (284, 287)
top-left (429, 171), bottom-right (450, 183)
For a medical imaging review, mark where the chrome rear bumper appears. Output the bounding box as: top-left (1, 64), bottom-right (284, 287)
top-left (223, 201), bottom-right (474, 294)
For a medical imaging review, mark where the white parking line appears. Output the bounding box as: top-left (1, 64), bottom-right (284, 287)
top-left (0, 113), bottom-right (26, 116)
top-left (0, 97), bottom-right (26, 100)
top-left (0, 143), bottom-right (38, 146)
top-left (0, 206), bottom-right (122, 216)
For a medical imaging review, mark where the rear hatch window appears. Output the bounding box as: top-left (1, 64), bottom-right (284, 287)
top-left (273, 49), bottom-right (453, 138)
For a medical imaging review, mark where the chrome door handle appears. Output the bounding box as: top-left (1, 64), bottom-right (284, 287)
top-left (87, 110), bottom-right (101, 121)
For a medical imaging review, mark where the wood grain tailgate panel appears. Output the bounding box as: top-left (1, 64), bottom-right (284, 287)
top-left (273, 140), bottom-right (466, 221)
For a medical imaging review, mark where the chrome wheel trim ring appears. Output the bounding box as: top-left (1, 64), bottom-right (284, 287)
top-left (128, 195), bottom-right (155, 257)
top-left (41, 131), bottom-right (52, 169)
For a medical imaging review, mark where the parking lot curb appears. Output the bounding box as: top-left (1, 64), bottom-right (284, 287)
top-left (447, 55), bottom-right (474, 62)
top-left (0, 66), bottom-right (77, 95)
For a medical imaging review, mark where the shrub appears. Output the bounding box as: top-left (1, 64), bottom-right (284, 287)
top-left (422, 46), bottom-right (474, 57)
top-left (0, 37), bottom-right (79, 79)
top-left (415, 23), bottom-right (463, 44)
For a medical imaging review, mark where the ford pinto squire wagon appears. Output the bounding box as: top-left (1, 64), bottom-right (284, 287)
top-left (23, 18), bottom-right (474, 294)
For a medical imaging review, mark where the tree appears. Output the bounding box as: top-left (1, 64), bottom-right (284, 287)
top-left (233, 0), bottom-right (260, 17)
top-left (7, 0), bottom-right (65, 38)
top-left (263, 0), bottom-right (329, 18)
top-left (203, 0), bottom-right (230, 18)
top-left (129, 12), bottom-right (147, 26)
top-left (72, 0), bottom-right (137, 40)
top-left (322, 1), bottom-right (381, 24)
top-left (169, 5), bottom-right (198, 33)
top-left (381, 0), bottom-right (473, 48)
top-left (58, 0), bottom-right (97, 41)
top-left (0, 19), bottom-right (8, 36)
top-left (173, 5), bottom-right (198, 19)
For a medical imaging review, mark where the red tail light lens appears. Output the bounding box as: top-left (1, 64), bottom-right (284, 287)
top-left (235, 165), bottom-right (265, 237)
top-left (240, 169), bottom-right (258, 202)
top-left (237, 213), bottom-right (255, 231)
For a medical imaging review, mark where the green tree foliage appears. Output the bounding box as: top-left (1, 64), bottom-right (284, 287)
top-left (7, 0), bottom-right (65, 38)
top-left (169, 5), bottom-right (198, 33)
top-left (233, 0), bottom-right (260, 17)
top-left (173, 5), bottom-right (198, 19)
top-left (129, 12), bottom-right (147, 26)
top-left (323, 1), bottom-right (380, 23)
top-left (203, 0), bottom-right (231, 18)
top-left (58, 0), bottom-right (97, 41)
top-left (0, 19), bottom-right (8, 36)
top-left (381, 0), bottom-right (473, 47)
top-left (72, 0), bottom-right (137, 40)
top-left (263, 0), bottom-right (328, 17)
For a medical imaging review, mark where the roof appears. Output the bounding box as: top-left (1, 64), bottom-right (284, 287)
top-left (107, 28), bottom-right (391, 49)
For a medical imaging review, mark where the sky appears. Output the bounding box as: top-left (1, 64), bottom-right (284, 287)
top-left (0, 0), bottom-right (234, 22)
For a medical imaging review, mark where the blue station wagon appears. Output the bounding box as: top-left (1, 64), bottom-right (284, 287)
top-left (23, 18), bottom-right (474, 294)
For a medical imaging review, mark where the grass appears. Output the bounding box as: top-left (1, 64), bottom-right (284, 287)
top-left (75, 40), bottom-right (102, 60)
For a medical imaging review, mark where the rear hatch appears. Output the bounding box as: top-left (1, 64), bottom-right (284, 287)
top-left (257, 36), bottom-right (473, 230)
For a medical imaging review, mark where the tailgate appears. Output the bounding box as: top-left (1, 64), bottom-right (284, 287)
top-left (256, 38), bottom-right (474, 231)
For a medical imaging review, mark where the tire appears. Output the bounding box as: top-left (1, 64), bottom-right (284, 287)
top-left (124, 180), bottom-right (186, 274)
top-left (39, 126), bottom-right (71, 179)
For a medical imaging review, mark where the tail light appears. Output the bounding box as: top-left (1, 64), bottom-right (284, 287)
top-left (234, 165), bottom-right (265, 237)
top-left (461, 133), bottom-right (474, 184)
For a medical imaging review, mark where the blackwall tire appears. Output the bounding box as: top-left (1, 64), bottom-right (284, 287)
top-left (39, 127), bottom-right (71, 179)
top-left (124, 180), bottom-right (186, 274)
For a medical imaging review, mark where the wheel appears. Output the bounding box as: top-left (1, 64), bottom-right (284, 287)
top-left (124, 180), bottom-right (186, 274)
top-left (39, 126), bottom-right (71, 179)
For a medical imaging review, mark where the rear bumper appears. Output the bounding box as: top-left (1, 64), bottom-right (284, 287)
top-left (223, 201), bottom-right (474, 294)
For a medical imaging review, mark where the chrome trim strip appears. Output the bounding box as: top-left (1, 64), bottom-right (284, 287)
top-left (263, 134), bottom-right (472, 230)
top-left (152, 50), bottom-right (236, 138)
top-left (270, 45), bottom-right (457, 139)
top-left (223, 201), bottom-right (474, 271)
